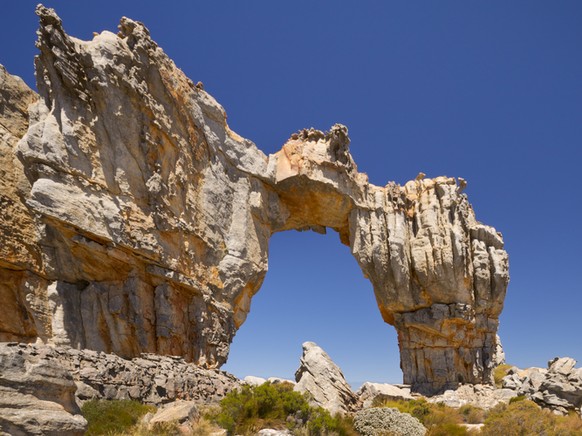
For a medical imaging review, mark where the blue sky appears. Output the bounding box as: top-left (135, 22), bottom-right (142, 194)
top-left (2, 1), bottom-right (581, 386)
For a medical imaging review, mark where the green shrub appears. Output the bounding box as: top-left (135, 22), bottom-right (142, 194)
top-left (81, 399), bottom-right (155, 435)
top-left (211, 382), bottom-right (306, 433)
top-left (493, 364), bottom-right (513, 388)
top-left (372, 398), bottom-right (432, 421)
top-left (208, 381), bottom-right (356, 435)
top-left (426, 422), bottom-right (468, 436)
top-left (508, 395), bottom-right (526, 404)
top-left (306, 407), bottom-right (356, 436)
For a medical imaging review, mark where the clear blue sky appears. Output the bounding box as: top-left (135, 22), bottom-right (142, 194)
top-left (2, 1), bottom-right (581, 386)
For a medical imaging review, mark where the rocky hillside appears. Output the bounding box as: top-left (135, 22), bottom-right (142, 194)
top-left (0, 5), bottom-right (508, 395)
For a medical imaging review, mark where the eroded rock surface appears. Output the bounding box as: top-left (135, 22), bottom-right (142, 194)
top-left (0, 343), bottom-right (87, 435)
top-left (0, 343), bottom-right (240, 408)
top-left (502, 357), bottom-right (582, 415)
top-left (294, 342), bottom-right (359, 414)
top-left (0, 5), bottom-right (509, 394)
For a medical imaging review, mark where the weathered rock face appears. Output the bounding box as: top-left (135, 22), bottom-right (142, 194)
top-left (0, 64), bottom-right (47, 344)
top-left (0, 5), bottom-right (509, 394)
top-left (294, 342), bottom-right (359, 414)
top-left (0, 344), bottom-right (87, 435)
top-left (0, 343), bottom-right (240, 408)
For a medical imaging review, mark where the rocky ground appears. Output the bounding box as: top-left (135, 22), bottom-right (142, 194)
top-left (1, 340), bottom-right (581, 434)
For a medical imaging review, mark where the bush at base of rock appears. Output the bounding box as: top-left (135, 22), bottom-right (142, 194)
top-left (481, 399), bottom-right (582, 435)
top-left (371, 398), bottom-right (485, 435)
top-left (207, 381), bottom-right (357, 435)
top-left (81, 400), bottom-right (155, 435)
top-left (353, 407), bottom-right (427, 436)
top-left (493, 364), bottom-right (513, 388)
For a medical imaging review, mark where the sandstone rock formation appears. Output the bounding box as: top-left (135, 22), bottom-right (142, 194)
top-left (0, 5), bottom-right (509, 394)
top-left (0, 343), bottom-right (240, 408)
top-left (294, 342), bottom-right (359, 414)
top-left (502, 357), bottom-right (582, 415)
top-left (0, 343), bottom-right (87, 435)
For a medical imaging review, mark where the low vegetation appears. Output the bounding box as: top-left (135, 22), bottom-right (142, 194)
top-left (81, 389), bottom-right (582, 436)
top-left (493, 363), bottom-right (513, 388)
top-left (81, 399), bottom-right (156, 435)
top-left (372, 397), bottom-right (477, 435)
top-left (373, 396), bottom-right (582, 436)
top-left (481, 399), bottom-right (582, 436)
top-left (206, 381), bottom-right (357, 435)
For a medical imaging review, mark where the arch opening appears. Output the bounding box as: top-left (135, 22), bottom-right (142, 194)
top-left (222, 229), bottom-right (402, 388)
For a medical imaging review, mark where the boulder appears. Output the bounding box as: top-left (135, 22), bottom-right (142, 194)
top-left (501, 357), bottom-right (582, 415)
top-left (294, 342), bottom-right (358, 414)
top-left (357, 382), bottom-right (413, 408)
top-left (537, 357), bottom-right (582, 413)
top-left (427, 384), bottom-right (515, 410)
top-left (353, 407), bottom-right (426, 436)
top-left (148, 400), bottom-right (199, 426)
top-left (502, 367), bottom-right (546, 394)
top-left (244, 376), bottom-right (267, 386)
top-left (0, 343), bottom-right (87, 435)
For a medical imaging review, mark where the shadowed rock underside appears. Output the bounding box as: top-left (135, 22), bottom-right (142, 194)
top-left (0, 5), bottom-right (509, 394)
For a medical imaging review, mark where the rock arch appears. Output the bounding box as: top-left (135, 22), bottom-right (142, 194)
top-left (0, 5), bottom-right (508, 394)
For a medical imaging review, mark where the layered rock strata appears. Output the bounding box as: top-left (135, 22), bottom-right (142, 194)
top-left (0, 344), bottom-right (87, 435)
top-left (0, 5), bottom-right (509, 394)
top-left (0, 342), bottom-right (240, 407)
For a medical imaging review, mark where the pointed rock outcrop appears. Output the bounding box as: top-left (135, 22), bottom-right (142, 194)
top-left (0, 5), bottom-right (509, 394)
top-left (294, 342), bottom-right (359, 414)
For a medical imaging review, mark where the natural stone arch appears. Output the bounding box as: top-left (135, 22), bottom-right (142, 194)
top-left (0, 5), bottom-right (508, 395)
top-left (223, 228), bottom-right (397, 384)
top-left (263, 126), bottom-right (508, 394)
